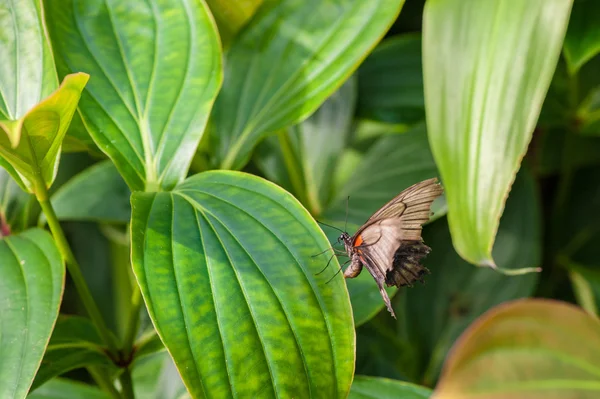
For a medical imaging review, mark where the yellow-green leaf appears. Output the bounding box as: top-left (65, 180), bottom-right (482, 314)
top-left (423, 0), bottom-right (573, 267)
top-left (0, 73), bottom-right (89, 193)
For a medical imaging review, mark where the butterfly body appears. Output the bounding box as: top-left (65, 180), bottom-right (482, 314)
top-left (338, 178), bottom-right (443, 318)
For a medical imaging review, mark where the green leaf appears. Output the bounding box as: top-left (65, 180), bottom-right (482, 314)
top-left (45, 0), bottom-right (223, 191)
top-left (130, 171), bottom-right (354, 398)
top-left (210, 0), bottom-right (405, 170)
top-left (569, 265), bottom-right (600, 317)
top-left (44, 160), bottom-right (130, 224)
top-left (563, 0), bottom-right (600, 74)
top-left (62, 113), bottom-right (103, 156)
top-left (0, 73), bottom-right (89, 192)
top-left (423, 0), bottom-right (572, 267)
top-left (357, 34), bottom-right (424, 127)
top-left (324, 124), bottom-right (443, 226)
top-left (317, 125), bottom-right (443, 326)
top-left (32, 316), bottom-right (117, 391)
top-left (132, 330), bottom-right (165, 362)
top-left (28, 378), bottom-right (109, 399)
top-left (532, 128), bottom-right (600, 176)
top-left (132, 352), bottom-right (189, 399)
top-left (435, 299), bottom-right (600, 399)
top-left (349, 376), bottom-right (431, 399)
top-left (396, 168), bottom-right (541, 384)
top-left (0, 0), bottom-right (57, 121)
top-left (0, 228), bottom-right (64, 399)
top-left (254, 77), bottom-right (357, 215)
top-left (205, 0), bottom-right (263, 47)
top-left (0, 166), bottom-right (33, 234)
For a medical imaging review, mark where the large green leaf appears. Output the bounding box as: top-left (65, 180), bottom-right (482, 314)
top-left (44, 160), bottom-right (130, 224)
top-left (45, 0), bottom-right (223, 191)
top-left (563, 0), bottom-right (600, 74)
top-left (130, 171), bottom-right (354, 398)
top-left (254, 77), bottom-right (357, 215)
top-left (357, 34), bottom-right (424, 127)
top-left (0, 73), bottom-right (89, 193)
top-left (31, 316), bottom-right (117, 391)
top-left (434, 299), bottom-right (600, 399)
top-left (423, 0), bottom-right (572, 267)
top-left (349, 376), bottom-right (431, 399)
top-left (210, 0), bottom-right (405, 170)
top-left (28, 379), bottom-right (109, 399)
top-left (0, 228), bottom-right (64, 399)
top-left (0, 0), bottom-right (57, 121)
top-left (395, 169), bottom-right (541, 384)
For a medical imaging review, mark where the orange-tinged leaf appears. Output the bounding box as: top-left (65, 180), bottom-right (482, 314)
top-left (434, 299), bottom-right (600, 399)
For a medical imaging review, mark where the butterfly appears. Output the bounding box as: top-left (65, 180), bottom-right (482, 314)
top-left (331, 178), bottom-right (443, 318)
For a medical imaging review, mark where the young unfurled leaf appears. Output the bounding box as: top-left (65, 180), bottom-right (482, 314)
top-left (0, 73), bottom-right (89, 194)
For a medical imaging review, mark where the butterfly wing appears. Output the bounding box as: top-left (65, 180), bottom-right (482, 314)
top-left (349, 178), bottom-right (443, 316)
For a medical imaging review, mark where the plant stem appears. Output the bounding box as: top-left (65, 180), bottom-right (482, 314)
top-left (36, 183), bottom-right (118, 355)
top-left (119, 369), bottom-right (135, 399)
top-left (123, 285), bottom-right (142, 353)
top-left (88, 366), bottom-right (122, 399)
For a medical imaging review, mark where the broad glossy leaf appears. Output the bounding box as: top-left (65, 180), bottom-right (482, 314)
top-left (131, 171), bottom-right (354, 398)
top-left (132, 352), bottom-right (189, 399)
top-left (434, 299), bottom-right (600, 399)
top-left (396, 169), bottom-right (540, 384)
top-left (205, 0), bottom-right (263, 47)
top-left (46, 0), bottom-right (223, 191)
top-left (254, 77), bottom-right (357, 215)
top-left (349, 376), bottom-right (431, 399)
top-left (44, 160), bottom-right (130, 224)
top-left (357, 34), bottom-right (424, 126)
top-left (0, 228), bottom-right (64, 399)
top-left (32, 316), bottom-right (117, 391)
top-left (0, 0), bottom-right (57, 121)
top-left (210, 0), bottom-right (405, 170)
top-left (563, 0), bottom-right (600, 74)
top-left (28, 378), bottom-right (109, 399)
top-left (0, 73), bottom-right (89, 192)
top-left (423, 0), bottom-right (572, 266)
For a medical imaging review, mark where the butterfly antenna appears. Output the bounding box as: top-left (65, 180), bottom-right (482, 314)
top-left (325, 259), bottom-right (351, 284)
top-left (316, 220), bottom-right (345, 233)
top-left (315, 253), bottom-right (337, 275)
top-left (344, 195), bottom-right (350, 233)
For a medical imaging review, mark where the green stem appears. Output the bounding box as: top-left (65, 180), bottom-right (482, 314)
top-left (277, 131), bottom-right (312, 210)
top-left (36, 183), bottom-right (118, 355)
top-left (123, 285), bottom-right (142, 354)
top-left (88, 366), bottom-right (122, 399)
top-left (119, 369), bottom-right (135, 399)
